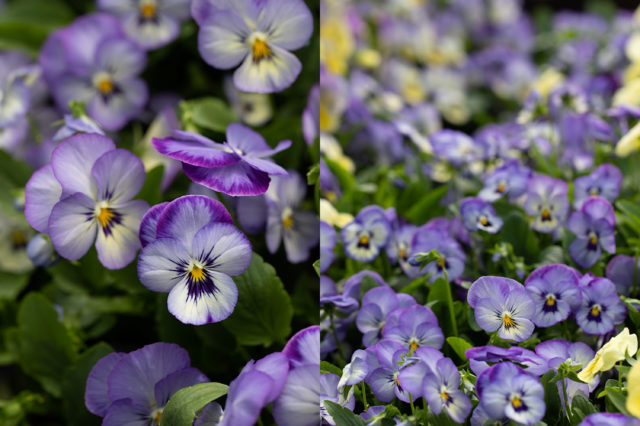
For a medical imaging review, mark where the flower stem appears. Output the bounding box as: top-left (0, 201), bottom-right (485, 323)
top-left (562, 377), bottom-right (573, 423)
top-left (409, 394), bottom-right (416, 417)
top-left (361, 381), bottom-right (369, 410)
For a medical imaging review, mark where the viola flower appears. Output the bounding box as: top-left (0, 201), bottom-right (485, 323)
top-left (386, 224), bottom-right (419, 277)
top-left (302, 84), bottom-right (319, 145)
top-left (39, 14), bottom-right (148, 131)
top-left (341, 205), bottom-right (391, 263)
top-left (524, 264), bottom-right (582, 327)
top-left (430, 129), bottom-right (483, 166)
top-left (459, 197), bottom-right (503, 234)
top-left (152, 123), bottom-right (291, 196)
top-left (423, 357), bottom-right (472, 424)
top-left (627, 356), bottom-right (640, 418)
top-left (396, 346), bottom-right (444, 400)
top-left (319, 221), bottom-right (336, 273)
top-left (411, 227), bottom-right (466, 283)
top-left (576, 277), bottom-right (626, 335)
top-left (568, 196), bottom-right (616, 269)
top-left (265, 171), bottom-right (319, 263)
top-left (356, 286), bottom-right (416, 347)
top-left (382, 305), bottom-right (444, 352)
top-left (53, 113), bottom-right (105, 142)
top-left (320, 276), bottom-right (358, 314)
top-left (0, 215), bottom-right (34, 274)
top-left (98, 0), bottom-right (191, 50)
top-left (606, 255), bottom-right (640, 296)
top-left (24, 133), bottom-right (149, 269)
top-left (523, 174), bottom-right (569, 234)
top-left (477, 362), bottom-right (545, 425)
top-left (468, 276), bottom-right (535, 342)
top-left (466, 345), bottom-right (548, 377)
top-left (26, 234), bottom-right (58, 267)
top-left (195, 0), bottom-right (313, 93)
top-left (367, 340), bottom-right (416, 403)
top-left (338, 348), bottom-right (378, 390)
top-left (573, 164), bottom-right (622, 209)
top-left (478, 161), bottom-right (531, 202)
top-left (224, 78), bottom-right (273, 127)
top-left (320, 373), bottom-right (355, 425)
top-left (580, 413), bottom-right (640, 426)
top-left (137, 195), bottom-right (252, 325)
top-left (85, 342), bottom-right (209, 425)
top-left (0, 51), bottom-right (36, 128)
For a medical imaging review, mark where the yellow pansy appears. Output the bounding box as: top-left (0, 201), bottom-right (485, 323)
top-left (627, 359), bottom-right (640, 418)
top-left (615, 121), bottom-right (640, 157)
top-left (577, 328), bottom-right (638, 383)
top-left (530, 68), bottom-right (565, 99)
top-left (321, 134), bottom-right (355, 174)
top-left (320, 14), bottom-right (354, 75)
top-left (320, 199), bottom-right (353, 228)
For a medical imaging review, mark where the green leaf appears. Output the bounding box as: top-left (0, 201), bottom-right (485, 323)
top-left (534, 245), bottom-right (565, 268)
top-left (223, 253), bottom-right (293, 346)
top-left (0, 151), bottom-right (31, 188)
top-left (321, 361), bottom-right (343, 376)
top-left (16, 293), bottom-right (77, 397)
top-left (541, 370), bottom-right (561, 424)
top-left (162, 382), bottom-right (228, 426)
top-left (606, 386), bottom-right (632, 416)
top-left (405, 184), bottom-right (448, 224)
top-left (617, 200), bottom-right (640, 237)
top-left (625, 299), bottom-right (640, 329)
top-left (571, 394), bottom-right (596, 424)
top-left (183, 98), bottom-right (236, 133)
top-left (446, 337), bottom-right (472, 362)
top-left (323, 400), bottom-right (366, 426)
top-left (500, 212), bottom-right (539, 262)
top-left (0, 272), bottom-right (30, 300)
top-left (307, 163), bottom-right (320, 185)
top-left (61, 342), bottom-right (113, 426)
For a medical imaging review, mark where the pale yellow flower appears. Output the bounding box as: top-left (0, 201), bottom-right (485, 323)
top-left (626, 33), bottom-right (640, 63)
top-left (613, 78), bottom-right (640, 108)
top-left (355, 49), bottom-right (382, 70)
top-left (616, 120), bottom-right (640, 157)
top-left (530, 68), bottom-right (565, 99)
top-left (627, 359), bottom-right (640, 418)
top-left (320, 14), bottom-right (354, 75)
top-left (578, 328), bottom-right (638, 383)
top-left (320, 199), bottom-right (353, 228)
top-left (321, 134), bottom-right (355, 174)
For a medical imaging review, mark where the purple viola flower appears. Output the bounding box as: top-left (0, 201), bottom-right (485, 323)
top-left (580, 413), bottom-right (640, 426)
top-left (85, 342), bottom-right (209, 425)
top-left (320, 373), bottom-right (355, 425)
top-left (39, 14), bottom-right (148, 131)
top-left (524, 264), bottom-right (582, 327)
top-left (367, 340), bottom-right (417, 403)
top-left (430, 129), bottom-right (483, 166)
top-left (98, 0), bottom-right (191, 50)
top-left (568, 196), bottom-right (616, 269)
top-left (411, 227), bottom-right (466, 283)
top-left (320, 221), bottom-right (336, 273)
top-left (573, 164), bottom-right (622, 209)
top-left (468, 276), bottom-right (535, 342)
top-left (338, 348), bottom-right (378, 390)
top-left (356, 286), bottom-right (416, 347)
top-left (386, 224), bottom-right (419, 277)
top-left (423, 357), bottom-right (472, 424)
top-left (153, 123), bottom-right (291, 196)
top-left (477, 362), bottom-right (545, 425)
top-left (320, 276), bottom-right (358, 314)
top-left (302, 84), bottom-right (319, 145)
top-left (478, 161), bottom-right (531, 202)
top-left (53, 113), bottom-right (105, 142)
top-left (0, 51), bottom-right (35, 128)
top-left (576, 276), bottom-right (626, 335)
top-left (341, 205), bottom-right (391, 263)
top-left (606, 255), bottom-right (640, 296)
top-left (466, 345), bottom-right (548, 377)
top-left (459, 197), bottom-right (503, 234)
top-left (382, 304), bottom-right (444, 352)
top-left (137, 195), bottom-right (252, 325)
top-left (194, 0), bottom-right (313, 93)
top-left (265, 171), bottom-right (319, 263)
top-left (523, 173), bottom-right (569, 234)
top-left (24, 133), bottom-right (149, 269)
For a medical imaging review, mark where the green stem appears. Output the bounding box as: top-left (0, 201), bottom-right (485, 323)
top-left (409, 394), bottom-right (416, 418)
top-left (562, 377), bottom-right (573, 423)
top-left (442, 268), bottom-right (459, 337)
top-left (361, 381), bottom-right (369, 411)
top-left (329, 310), bottom-right (346, 366)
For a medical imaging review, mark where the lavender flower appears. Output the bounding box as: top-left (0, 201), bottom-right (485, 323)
top-left (367, 340), bottom-right (416, 403)
top-left (24, 133), bottom-right (149, 269)
top-left (0, 51), bottom-right (36, 128)
top-left (382, 304), bottom-right (444, 351)
top-left (53, 113), bottom-right (105, 142)
top-left (319, 221), bottom-right (336, 273)
top-left (573, 164), bottom-right (622, 209)
top-left (478, 161), bottom-right (531, 202)
top-left (524, 264), bottom-right (582, 327)
top-left (466, 345), bottom-right (548, 376)
top-left (576, 276), bottom-right (626, 335)
top-left (302, 84), bottom-right (319, 145)
top-left (137, 195), bottom-right (252, 324)
top-left (341, 205), bottom-right (391, 263)
top-left (430, 129), bottom-right (483, 166)
top-left (580, 413), bottom-right (640, 426)
top-left (356, 286), bottom-right (416, 347)
top-left (468, 276), bottom-right (535, 342)
top-left (423, 357), bottom-right (472, 424)
top-left (460, 197), bottom-right (503, 234)
top-left (85, 342), bottom-right (209, 425)
top-left (411, 227), bottom-right (466, 283)
top-left (195, 0), bottom-right (313, 93)
top-left (523, 174), bottom-right (569, 234)
top-left (568, 196), bottom-right (616, 269)
top-left (320, 373), bottom-right (355, 425)
top-left (152, 123), bottom-right (290, 196)
top-left (98, 0), bottom-right (191, 50)
top-left (386, 224), bottom-right (419, 277)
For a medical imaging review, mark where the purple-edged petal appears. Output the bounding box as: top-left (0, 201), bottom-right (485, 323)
top-left (273, 364), bottom-right (321, 426)
top-left (139, 202), bottom-right (169, 247)
top-left (95, 36), bottom-right (147, 80)
top-left (197, 10), bottom-right (250, 69)
top-left (257, 0), bottom-right (313, 50)
top-left (219, 370), bottom-right (273, 426)
top-left (48, 193), bottom-right (98, 260)
top-left (194, 402), bottom-right (223, 425)
top-left (25, 164), bottom-right (62, 233)
top-left (51, 133), bottom-right (115, 197)
top-left (152, 134), bottom-right (239, 167)
top-left (91, 149), bottom-right (146, 204)
top-left (192, 223), bottom-right (252, 276)
top-left (155, 195), bottom-right (233, 247)
top-left (85, 352), bottom-right (126, 417)
top-left (282, 325), bottom-right (320, 368)
top-left (569, 238), bottom-right (601, 269)
top-left (138, 237), bottom-right (191, 292)
top-left (247, 352), bottom-right (290, 402)
top-left (107, 342), bottom-right (190, 409)
top-left (102, 400), bottom-right (150, 426)
top-left (233, 44), bottom-right (301, 94)
top-left (183, 161), bottom-right (271, 196)
top-left (243, 156), bottom-right (288, 175)
top-left (154, 367), bottom-right (209, 407)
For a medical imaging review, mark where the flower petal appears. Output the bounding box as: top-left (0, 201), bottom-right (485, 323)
top-left (122, 11), bottom-right (180, 50)
top-left (258, 0), bottom-right (313, 50)
top-left (138, 237), bottom-right (191, 292)
top-left (91, 149), bottom-right (146, 204)
top-left (85, 352), bottom-right (126, 417)
top-left (219, 370), bottom-right (273, 426)
top-left (233, 44), bottom-right (301, 93)
top-left (87, 78), bottom-right (148, 131)
top-left (197, 10), bottom-right (250, 69)
top-left (192, 223), bottom-right (252, 276)
top-left (139, 202), bottom-right (169, 247)
top-left (152, 133), bottom-right (239, 167)
top-left (272, 365), bottom-right (321, 426)
top-left (95, 36), bottom-right (146, 79)
top-left (154, 367), bottom-right (209, 407)
top-left (25, 164), bottom-right (62, 233)
top-left (183, 161), bottom-right (271, 196)
top-left (102, 400), bottom-right (150, 426)
top-left (48, 193), bottom-right (98, 260)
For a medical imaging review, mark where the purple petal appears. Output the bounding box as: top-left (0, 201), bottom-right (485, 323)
top-left (138, 237), bottom-right (191, 292)
top-left (85, 352), bottom-right (126, 416)
top-left (236, 195), bottom-right (267, 234)
top-left (243, 156), bottom-right (288, 175)
top-left (87, 78), bottom-right (148, 132)
top-left (154, 367), bottom-right (209, 407)
top-left (226, 123), bottom-right (271, 153)
top-left (91, 149), bottom-right (146, 204)
top-left (25, 164), bottom-right (62, 233)
top-left (272, 364), bottom-right (321, 426)
top-left (102, 400), bottom-right (150, 426)
top-left (282, 325), bottom-right (320, 368)
top-left (569, 238), bottom-right (601, 269)
top-left (192, 223), bottom-right (252, 276)
top-left (257, 0), bottom-right (313, 50)
top-left (197, 10), bottom-right (250, 69)
top-left (94, 36), bottom-right (146, 79)
top-left (367, 368), bottom-right (396, 402)
top-left (183, 161), bottom-right (271, 196)
top-left (194, 402), bottom-right (223, 425)
top-left (245, 352), bottom-right (290, 403)
top-left (122, 12), bottom-right (181, 50)
top-left (220, 370), bottom-right (273, 426)
top-left (152, 133), bottom-right (239, 167)
top-left (48, 193), bottom-right (98, 260)
top-left (139, 202), bottom-right (169, 247)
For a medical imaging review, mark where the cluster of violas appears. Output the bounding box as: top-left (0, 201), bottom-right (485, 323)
top-left (319, 0), bottom-right (640, 425)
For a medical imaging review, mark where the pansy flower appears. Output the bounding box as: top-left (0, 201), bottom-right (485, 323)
top-left (153, 123), bottom-right (290, 196)
top-left (477, 362), bottom-right (545, 425)
top-left (468, 276), bottom-right (535, 342)
top-left (137, 195), bottom-right (252, 325)
top-left (341, 205), bottom-right (391, 262)
top-left (576, 276), bottom-right (625, 335)
top-left (386, 224), bottom-right (419, 277)
top-left (573, 164), bottom-right (622, 209)
top-left (356, 286), bottom-right (416, 347)
top-left (423, 356), bottom-right (472, 424)
top-left (524, 264), bottom-right (582, 327)
top-left (98, 0), bottom-right (191, 50)
top-left (580, 413), bottom-right (640, 426)
top-left (466, 345), bottom-right (548, 377)
top-left (411, 227), bottom-right (466, 283)
top-left (320, 373), bottom-right (355, 425)
top-left (0, 51), bottom-right (36, 128)
top-left (478, 161), bottom-right (531, 202)
top-left (24, 133), bottom-right (149, 269)
top-left (459, 197), bottom-right (503, 234)
top-left (430, 129), bottom-right (483, 166)
top-left (523, 173), bottom-right (569, 234)
top-left (224, 77), bottom-right (273, 127)
top-left (302, 84), bottom-right (319, 145)
top-left (382, 305), bottom-right (444, 352)
top-left (568, 196), bottom-right (616, 269)
top-left (195, 0), bottom-right (313, 93)
top-left (367, 340), bottom-right (417, 403)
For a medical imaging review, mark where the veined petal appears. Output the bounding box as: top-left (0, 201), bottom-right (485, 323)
top-left (92, 149), bottom-right (146, 204)
top-left (243, 156), bottom-right (288, 175)
top-left (95, 36), bottom-right (147, 80)
top-left (273, 365), bottom-right (322, 426)
top-left (167, 270), bottom-right (238, 324)
top-left (95, 199), bottom-right (149, 270)
top-left (87, 78), bottom-right (148, 132)
top-left (138, 237), bottom-right (191, 292)
top-left (258, 0), bottom-right (313, 50)
top-left (152, 134), bottom-right (239, 167)
top-left (219, 370), bottom-right (273, 426)
top-left (226, 123), bottom-right (271, 153)
top-left (51, 133), bottom-right (115, 197)
top-left (192, 223), bottom-right (252, 276)
top-left (85, 352), bottom-right (126, 417)
top-left (198, 10), bottom-right (250, 69)
top-left (233, 44), bottom-right (301, 93)
top-left (48, 193), bottom-right (98, 261)
top-left (183, 161), bottom-right (271, 196)
top-left (102, 400), bottom-right (150, 426)
top-left (122, 11), bottom-right (180, 50)
top-left (139, 202), bottom-right (169, 247)
top-left (25, 164), bottom-right (62, 233)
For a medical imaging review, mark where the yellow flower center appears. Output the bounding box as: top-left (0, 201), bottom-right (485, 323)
top-left (502, 313), bottom-right (516, 328)
top-left (541, 208), bottom-right (551, 220)
top-left (359, 235), bottom-right (369, 246)
top-left (591, 305), bottom-right (601, 317)
top-left (497, 182), bottom-right (506, 193)
top-left (546, 295), bottom-right (556, 306)
top-left (436, 258), bottom-right (446, 268)
top-left (511, 396), bottom-right (523, 408)
top-left (282, 208), bottom-right (294, 230)
top-left (154, 410), bottom-right (162, 424)
top-left (441, 391), bottom-right (449, 402)
top-left (410, 340), bottom-right (419, 351)
top-left (252, 38), bottom-right (272, 62)
top-left (399, 247), bottom-right (407, 260)
top-left (140, 2), bottom-right (156, 18)
top-left (190, 265), bottom-right (206, 282)
top-left (97, 207), bottom-right (115, 228)
top-left (590, 188), bottom-right (599, 196)
top-left (479, 216), bottom-right (489, 226)
top-left (590, 234), bottom-right (598, 245)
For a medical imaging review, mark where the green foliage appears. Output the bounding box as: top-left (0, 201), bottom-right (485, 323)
top-left (180, 97), bottom-right (237, 133)
top-left (323, 400), bottom-right (367, 426)
top-left (162, 382), bottom-right (228, 425)
top-left (446, 336), bottom-right (473, 362)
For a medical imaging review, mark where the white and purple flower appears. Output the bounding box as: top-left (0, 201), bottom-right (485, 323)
top-left (576, 276), bottom-right (626, 335)
top-left (523, 173), bottom-right (569, 234)
top-left (459, 197), bottom-right (503, 234)
top-left (568, 196), bottom-right (616, 269)
top-left (341, 205), bottom-right (391, 263)
top-left (524, 264), bottom-right (582, 327)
